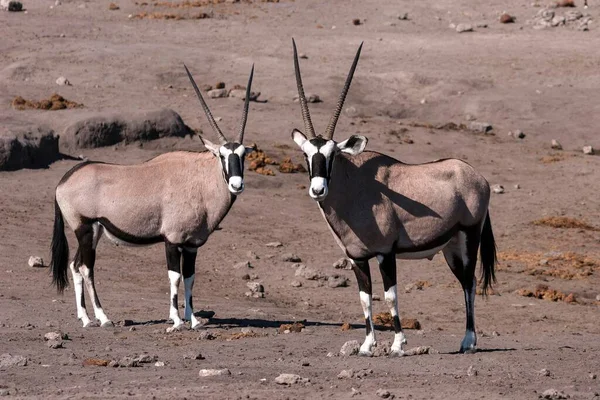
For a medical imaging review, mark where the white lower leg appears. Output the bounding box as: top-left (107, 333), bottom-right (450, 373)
top-left (359, 291), bottom-right (376, 355)
top-left (167, 270), bottom-right (183, 330)
top-left (70, 262), bottom-right (91, 327)
top-left (184, 274), bottom-right (200, 328)
top-left (385, 285), bottom-right (407, 354)
top-left (80, 265), bottom-right (110, 326)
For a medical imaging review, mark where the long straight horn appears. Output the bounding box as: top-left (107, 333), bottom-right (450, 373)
top-left (292, 38), bottom-right (316, 138)
top-left (184, 64), bottom-right (228, 144)
top-left (324, 42), bottom-right (363, 140)
top-left (237, 64), bottom-right (254, 143)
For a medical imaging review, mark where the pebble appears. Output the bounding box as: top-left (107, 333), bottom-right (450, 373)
top-left (207, 89), bottom-right (228, 98)
top-left (514, 184), bottom-right (521, 189)
top-left (511, 129), bottom-right (526, 139)
top-left (540, 389), bottom-right (568, 399)
top-left (295, 265), bottom-right (320, 280)
top-left (28, 256), bottom-right (45, 268)
top-left (467, 365), bottom-right (478, 376)
top-left (340, 340), bottom-right (360, 356)
top-left (233, 261), bottom-right (251, 269)
top-left (274, 373), bottom-right (308, 385)
top-left (397, 13), bottom-right (408, 20)
top-left (492, 184), bottom-right (505, 194)
top-left (47, 340), bottom-right (63, 349)
top-left (293, 94), bottom-right (321, 103)
top-left (338, 369), bottom-right (354, 379)
top-left (596, 294), bottom-right (600, 301)
top-left (582, 145), bottom-right (594, 155)
top-left (134, 354), bottom-right (156, 363)
top-left (183, 351), bottom-right (205, 360)
top-left (229, 89), bottom-right (260, 101)
top-left (56, 76), bottom-right (71, 86)
top-left (345, 106), bottom-right (358, 117)
top-left (0, 354), bottom-right (27, 368)
top-left (265, 241), bottom-right (283, 248)
top-left (333, 257), bottom-right (350, 269)
top-left (468, 121), bottom-right (493, 133)
top-left (246, 250), bottom-right (259, 260)
top-left (44, 331), bottom-right (66, 341)
top-left (500, 13), bottom-right (515, 23)
top-left (327, 275), bottom-right (349, 288)
top-left (403, 346), bottom-right (438, 356)
top-left (214, 82), bottom-right (225, 89)
top-left (290, 280), bottom-right (302, 288)
top-left (456, 23), bottom-right (474, 33)
top-left (376, 388), bottom-right (392, 399)
top-left (538, 368), bottom-right (551, 376)
top-left (282, 253), bottom-right (301, 262)
top-left (199, 368), bottom-right (231, 377)
top-left (197, 331), bottom-right (216, 340)
top-left (154, 361), bottom-right (165, 367)
top-left (590, 373), bottom-right (597, 379)
top-left (551, 139), bottom-right (562, 150)
top-left (246, 282), bottom-right (264, 293)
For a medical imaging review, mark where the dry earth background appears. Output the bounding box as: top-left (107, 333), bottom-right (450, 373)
top-left (1, 0), bottom-right (600, 399)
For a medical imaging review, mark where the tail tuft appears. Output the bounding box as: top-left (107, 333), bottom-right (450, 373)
top-left (50, 199), bottom-right (69, 293)
top-left (480, 212), bottom-right (497, 296)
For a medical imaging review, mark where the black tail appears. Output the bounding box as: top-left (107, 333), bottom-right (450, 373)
top-left (479, 212), bottom-right (497, 296)
top-left (51, 199), bottom-right (69, 293)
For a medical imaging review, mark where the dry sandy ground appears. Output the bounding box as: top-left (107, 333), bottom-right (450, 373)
top-left (1, 0), bottom-right (600, 398)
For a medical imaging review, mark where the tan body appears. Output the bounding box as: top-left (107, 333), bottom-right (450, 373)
top-left (56, 151), bottom-right (233, 247)
top-left (320, 151), bottom-right (490, 260)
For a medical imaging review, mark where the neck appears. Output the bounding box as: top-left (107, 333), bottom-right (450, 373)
top-left (204, 155), bottom-right (237, 232)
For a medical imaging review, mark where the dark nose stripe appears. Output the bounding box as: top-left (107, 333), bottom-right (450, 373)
top-left (311, 153), bottom-right (327, 178)
top-left (227, 154), bottom-right (242, 178)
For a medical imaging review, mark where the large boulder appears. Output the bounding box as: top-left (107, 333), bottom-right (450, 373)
top-left (0, 125), bottom-right (59, 171)
top-left (62, 109), bottom-right (193, 149)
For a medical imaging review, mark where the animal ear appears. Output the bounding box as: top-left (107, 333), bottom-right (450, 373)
top-left (337, 135), bottom-right (368, 155)
top-left (202, 137), bottom-right (220, 156)
top-left (292, 129), bottom-right (308, 148)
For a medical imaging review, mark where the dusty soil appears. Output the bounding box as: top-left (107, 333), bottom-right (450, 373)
top-left (1, 0), bottom-right (600, 398)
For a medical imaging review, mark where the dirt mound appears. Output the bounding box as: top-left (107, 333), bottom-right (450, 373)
top-left (278, 157), bottom-right (306, 173)
top-left (532, 216), bottom-right (599, 231)
top-left (61, 109), bottom-right (192, 149)
top-left (499, 250), bottom-right (599, 280)
top-left (516, 284), bottom-right (577, 304)
top-left (12, 94), bottom-right (83, 111)
top-left (247, 145), bottom-right (278, 176)
top-left (0, 125), bottom-right (59, 171)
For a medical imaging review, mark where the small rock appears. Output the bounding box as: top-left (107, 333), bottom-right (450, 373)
top-left (2, 1), bottom-right (23, 11)
top-left (290, 280), bottom-right (302, 288)
top-left (467, 365), bottom-right (478, 376)
top-left (596, 294), bottom-right (600, 301)
top-left (551, 15), bottom-right (566, 26)
top-left (345, 106), bottom-right (358, 117)
top-left (265, 241), bottom-right (283, 248)
top-left (246, 282), bottom-right (264, 293)
top-left (183, 351), bottom-right (205, 360)
top-left (299, 53), bottom-right (308, 59)
top-left (333, 257), bottom-right (351, 270)
top-left (539, 259), bottom-right (549, 266)
top-left (352, 18), bottom-right (361, 25)
top-left (282, 253), bottom-right (301, 262)
top-left (514, 184), bottom-right (521, 189)
top-left (551, 139), bottom-right (562, 150)
top-left (403, 346), bottom-right (438, 356)
top-left (327, 275), bottom-right (349, 288)
top-left (135, 354), bottom-right (157, 363)
top-left (456, 23), bottom-right (474, 33)
top-left (118, 357), bottom-right (139, 368)
top-left (234, 261), bottom-right (251, 269)
top-left (246, 251), bottom-right (259, 260)
top-left (538, 368), bottom-right (551, 376)
top-left (44, 331), bottom-right (63, 341)
top-left (376, 388), bottom-right (392, 399)
top-left (198, 368), bottom-right (231, 377)
top-left (207, 89), bottom-right (228, 99)
top-left (197, 331), bottom-right (216, 340)
top-left (47, 340), bottom-right (63, 349)
top-left (214, 82), bottom-right (226, 89)
top-left (228, 89), bottom-right (260, 101)
top-left (28, 256), bottom-right (45, 268)
top-left (511, 129), bottom-right (525, 139)
top-left (351, 388), bottom-right (361, 397)
top-left (0, 354), bottom-right (27, 368)
top-left (274, 373), bottom-right (308, 385)
top-left (397, 13), bottom-right (408, 20)
top-left (468, 121), bottom-right (492, 133)
top-left (565, 10), bottom-right (583, 21)
top-left (293, 94), bottom-right (321, 103)
top-left (476, 22), bottom-right (488, 28)
top-left (338, 369), bottom-right (354, 379)
top-left (108, 360), bottom-right (119, 367)
top-left (500, 13), bottom-right (515, 23)
top-left (582, 146), bottom-right (594, 155)
top-left (540, 389), bottom-right (568, 399)
top-left (154, 361), bottom-right (165, 367)
top-left (492, 184), bottom-right (505, 194)
top-left (401, 318), bottom-right (421, 330)
top-left (340, 340), bottom-right (360, 356)
top-left (589, 373), bottom-right (597, 379)
top-left (56, 76), bottom-right (71, 86)
top-left (295, 265), bottom-right (320, 280)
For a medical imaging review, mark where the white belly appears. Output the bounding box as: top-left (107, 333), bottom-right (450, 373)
top-left (395, 242), bottom-right (449, 260)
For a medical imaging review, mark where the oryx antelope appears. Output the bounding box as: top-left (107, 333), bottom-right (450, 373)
top-left (290, 39), bottom-right (497, 355)
top-left (50, 64), bottom-right (255, 331)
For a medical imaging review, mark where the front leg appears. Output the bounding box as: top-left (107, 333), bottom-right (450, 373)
top-left (182, 247), bottom-right (201, 329)
top-left (377, 254), bottom-right (407, 357)
top-left (165, 242), bottom-right (184, 332)
top-left (350, 259), bottom-right (376, 357)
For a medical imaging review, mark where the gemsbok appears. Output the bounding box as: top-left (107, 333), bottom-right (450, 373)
top-left (50, 64), bottom-right (255, 332)
top-left (290, 39), bottom-right (497, 355)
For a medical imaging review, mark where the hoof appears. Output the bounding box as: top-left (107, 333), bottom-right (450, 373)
top-left (166, 324), bottom-right (185, 333)
top-left (389, 350), bottom-right (404, 358)
top-left (191, 318), bottom-right (210, 330)
top-left (460, 347), bottom-right (477, 354)
top-left (358, 350), bottom-right (373, 357)
top-left (101, 320), bottom-right (114, 328)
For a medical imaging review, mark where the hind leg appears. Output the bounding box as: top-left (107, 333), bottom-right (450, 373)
top-left (377, 253), bottom-right (407, 356)
top-left (442, 228), bottom-right (481, 353)
top-left (76, 223), bottom-right (112, 327)
top-left (182, 247), bottom-right (201, 329)
top-left (70, 259), bottom-right (92, 328)
top-left (350, 259), bottom-right (376, 356)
